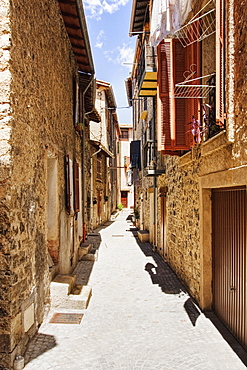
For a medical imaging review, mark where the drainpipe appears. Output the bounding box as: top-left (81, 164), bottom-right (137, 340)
top-left (90, 146), bottom-right (102, 232)
top-left (82, 74), bottom-right (94, 241)
top-left (153, 97), bottom-right (158, 251)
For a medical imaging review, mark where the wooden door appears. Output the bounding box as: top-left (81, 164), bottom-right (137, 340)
top-left (212, 187), bottom-right (247, 349)
top-left (121, 191), bottom-right (128, 208)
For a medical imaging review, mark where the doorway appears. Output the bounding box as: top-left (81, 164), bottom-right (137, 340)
top-left (212, 187), bottom-right (247, 349)
top-left (121, 191), bottom-right (128, 208)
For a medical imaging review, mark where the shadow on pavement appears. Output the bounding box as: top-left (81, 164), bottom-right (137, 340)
top-left (75, 221), bottom-right (114, 285)
top-left (126, 214), bottom-right (247, 367)
top-left (128, 223), bottom-right (202, 327)
top-left (183, 297), bottom-right (201, 326)
top-left (24, 333), bottom-right (56, 365)
top-left (204, 312), bottom-right (247, 366)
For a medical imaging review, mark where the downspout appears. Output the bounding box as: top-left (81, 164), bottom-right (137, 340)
top-left (90, 146), bottom-right (102, 232)
top-left (82, 75), bottom-right (94, 241)
top-left (153, 97), bottom-right (158, 251)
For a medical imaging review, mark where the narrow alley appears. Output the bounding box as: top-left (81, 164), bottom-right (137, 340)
top-left (23, 210), bottom-right (246, 370)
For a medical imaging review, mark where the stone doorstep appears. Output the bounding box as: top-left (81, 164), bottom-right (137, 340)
top-left (81, 249), bottom-right (98, 261)
top-left (50, 274), bottom-right (77, 308)
top-left (52, 274), bottom-right (76, 293)
top-left (137, 230), bottom-right (150, 243)
top-left (50, 274), bottom-right (92, 310)
top-left (59, 285), bottom-right (92, 310)
top-left (78, 243), bottom-right (93, 260)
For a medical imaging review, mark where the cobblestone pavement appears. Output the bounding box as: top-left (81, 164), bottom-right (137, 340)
top-left (24, 210), bottom-right (247, 370)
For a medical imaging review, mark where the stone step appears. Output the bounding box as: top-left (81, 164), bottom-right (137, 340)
top-left (137, 230), bottom-right (150, 242)
top-left (59, 285), bottom-right (92, 310)
top-left (50, 274), bottom-right (77, 308)
top-left (78, 243), bottom-right (93, 260)
top-left (81, 248), bottom-right (98, 261)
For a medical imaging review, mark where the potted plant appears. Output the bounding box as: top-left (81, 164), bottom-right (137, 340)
top-left (134, 208), bottom-right (140, 219)
top-left (75, 122), bottom-right (83, 131)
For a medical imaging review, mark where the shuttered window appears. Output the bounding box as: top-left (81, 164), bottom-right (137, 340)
top-left (66, 155), bottom-right (74, 215)
top-left (157, 39), bottom-right (200, 154)
top-left (158, 40), bottom-right (172, 151)
top-left (216, 0), bottom-right (225, 127)
top-left (66, 156), bottom-right (81, 214)
top-left (73, 161), bottom-right (80, 213)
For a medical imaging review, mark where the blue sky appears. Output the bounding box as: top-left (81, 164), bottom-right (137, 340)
top-left (83, 0), bottom-right (136, 124)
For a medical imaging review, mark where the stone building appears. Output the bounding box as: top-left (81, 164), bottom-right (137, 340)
top-left (128, 0), bottom-right (247, 349)
top-left (119, 123), bottom-right (134, 209)
top-left (0, 0), bottom-right (100, 367)
top-left (89, 80), bottom-right (120, 230)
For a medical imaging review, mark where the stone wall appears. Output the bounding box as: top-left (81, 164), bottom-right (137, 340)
top-left (158, 153), bottom-right (201, 301)
top-left (232, 0), bottom-right (247, 163)
top-left (0, 0), bottom-right (83, 367)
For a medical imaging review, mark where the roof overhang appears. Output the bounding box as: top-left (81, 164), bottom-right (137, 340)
top-left (90, 141), bottom-right (115, 158)
top-left (129, 0), bottom-right (149, 36)
top-left (125, 77), bottom-right (133, 106)
top-left (58, 0), bottom-right (94, 74)
top-left (79, 74), bottom-right (101, 123)
top-left (96, 80), bottom-right (117, 109)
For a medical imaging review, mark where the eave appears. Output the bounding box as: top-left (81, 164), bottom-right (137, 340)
top-left (125, 77), bottom-right (133, 106)
top-left (78, 74), bottom-right (100, 123)
top-left (129, 0), bottom-right (149, 36)
top-left (90, 140), bottom-right (115, 158)
top-left (58, 0), bottom-right (94, 75)
top-left (96, 80), bottom-right (117, 109)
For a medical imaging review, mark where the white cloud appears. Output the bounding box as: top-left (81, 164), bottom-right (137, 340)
top-left (95, 30), bottom-right (105, 49)
top-left (84, 0), bottom-right (130, 19)
top-left (104, 42), bottom-right (135, 70)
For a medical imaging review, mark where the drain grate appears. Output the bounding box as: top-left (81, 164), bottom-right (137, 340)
top-left (49, 313), bottom-right (83, 324)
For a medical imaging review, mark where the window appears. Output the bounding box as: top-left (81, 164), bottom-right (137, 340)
top-left (96, 153), bottom-right (102, 181)
top-left (119, 129), bottom-right (129, 140)
top-left (157, 39), bottom-right (200, 154)
top-left (130, 140), bottom-right (141, 169)
top-left (66, 156), bottom-right (81, 214)
top-left (73, 161), bottom-right (80, 213)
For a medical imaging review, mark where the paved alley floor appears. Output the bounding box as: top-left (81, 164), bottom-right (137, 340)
top-left (24, 210), bottom-right (247, 370)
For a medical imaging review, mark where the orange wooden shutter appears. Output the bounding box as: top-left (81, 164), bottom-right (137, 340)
top-left (73, 161), bottom-right (80, 213)
top-left (173, 40), bottom-right (190, 150)
top-left (158, 40), bottom-right (172, 151)
top-left (158, 39), bottom-right (195, 154)
top-left (216, 0), bottom-right (225, 127)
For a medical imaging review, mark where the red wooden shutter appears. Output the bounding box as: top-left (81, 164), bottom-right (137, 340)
top-left (66, 155), bottom-right (71, 214)
top-left (216, 0), bottom-right (225, 127)
top-left (73, 161), bottom-right (80, 213)
top-left (158, 40), bottom-right (172, 151)
top-left (173, 40), bottom-right (189, 150)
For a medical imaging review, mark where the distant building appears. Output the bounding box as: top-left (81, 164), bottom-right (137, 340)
top-left (89, 80), bottom-right (120, 229)
top-left (119, 124), bottom-right (134, 209)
